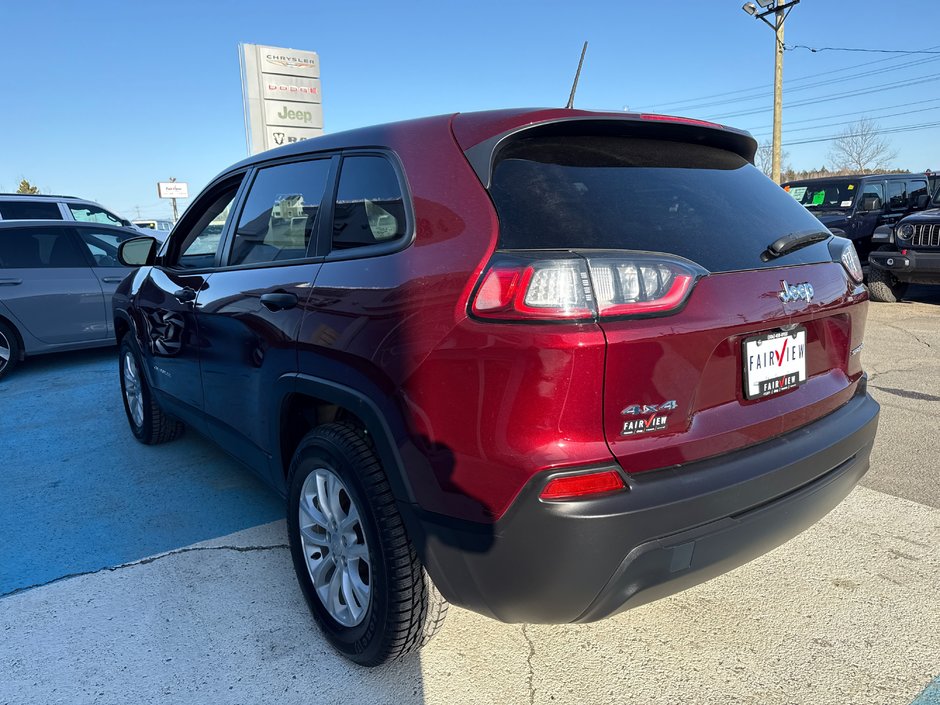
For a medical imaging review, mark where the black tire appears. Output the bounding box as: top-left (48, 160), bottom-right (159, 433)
top-left (0, 320), bottom-right (20, 381)
top-left (287, 423), bottom-right (447, 666)
top-left (867, 265), bottom-right (908, 303)
top-left (118, 334), bottom-right (184, 444)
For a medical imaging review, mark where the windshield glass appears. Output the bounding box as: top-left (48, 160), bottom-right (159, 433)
top-left (489, 135), bottom-right (831, 273)
top-left (784, 180), bottom-right (858, 210)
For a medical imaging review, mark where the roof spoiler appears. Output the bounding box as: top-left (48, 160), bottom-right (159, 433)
top-left (462, 115), bottom-right (758, 189)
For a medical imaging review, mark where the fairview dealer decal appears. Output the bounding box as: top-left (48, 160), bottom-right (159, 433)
top-left (621, 414), bottom-right (669, 436)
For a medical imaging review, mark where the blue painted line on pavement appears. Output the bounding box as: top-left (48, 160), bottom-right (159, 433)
top-left (912, 676), bottom-right (940, 705)
top-left (0, 348), bottom-right (283, 595)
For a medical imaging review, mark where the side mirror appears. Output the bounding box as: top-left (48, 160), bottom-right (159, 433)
top-left (118, 236), bottom-right (157, 267)
top-left (860, 196), bottom-right (881, 212)
top-left (915, 194), bottom-right (930, 209)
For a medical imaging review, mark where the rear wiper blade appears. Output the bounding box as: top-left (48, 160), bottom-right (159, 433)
top-left (763, 230), bottom-right (830, 260)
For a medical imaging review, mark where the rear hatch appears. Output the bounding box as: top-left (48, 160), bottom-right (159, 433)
top-left (474, 119), bottom-right (868, 474)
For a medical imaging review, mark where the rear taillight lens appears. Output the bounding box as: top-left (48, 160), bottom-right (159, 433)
top-left (585, 257), bottom-right (696, 316)
top-left (471, 259), bottom-right (594, 320)
top-left (471, 252), bottom-right (704, 322)
top-left (539, 469), bottom-right (626, 501)
top-left (829, 237), bottom-right (863, 283)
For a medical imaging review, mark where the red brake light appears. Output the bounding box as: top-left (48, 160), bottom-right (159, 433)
top-left (640, 113), bottom-right (723, 129)
top-left (540, 470), bottom-right (626, 501)
top-left (471, 259), bottom-right (595, 320)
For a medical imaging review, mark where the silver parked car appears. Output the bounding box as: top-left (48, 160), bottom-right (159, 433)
top-left (0, 220), bottom-right (153, 379)
top-left (0, 193), bottom-right (135, 228)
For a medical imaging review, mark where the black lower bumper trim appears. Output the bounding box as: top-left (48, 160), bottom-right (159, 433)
top-left (870, 248), bottom-right (940, 276)
top-left (415, 387), bottom-right (879, 624)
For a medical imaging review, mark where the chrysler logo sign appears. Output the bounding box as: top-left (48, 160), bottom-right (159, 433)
top-left (266, 54), bottom-right (317, 70)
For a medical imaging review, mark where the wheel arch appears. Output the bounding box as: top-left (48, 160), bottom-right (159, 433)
top-left (273, 373), bottom-right (418, 506)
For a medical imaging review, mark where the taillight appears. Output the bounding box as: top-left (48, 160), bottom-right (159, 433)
top-left (471, 252), bottom-right (704, 322)
top-left (585, 257), bottom-right (696, 317)
top-left (539, 469), bottom-right (626, 501)
top-left (471, 258), bottom-right (594, 320)
top-left (829, 236), bottom-right (863, 283)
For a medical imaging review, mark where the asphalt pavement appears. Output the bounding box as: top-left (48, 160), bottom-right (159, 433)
top-left (1, 289), bottom-right (938, 705)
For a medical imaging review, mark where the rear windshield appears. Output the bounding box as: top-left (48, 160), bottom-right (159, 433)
top-left (490, 136), bottom-right (831, 273)
top-left (784, 179), bottom-right (858, 211)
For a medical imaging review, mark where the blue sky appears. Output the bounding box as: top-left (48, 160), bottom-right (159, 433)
top-left (2, 0), bottom-right (938, 220)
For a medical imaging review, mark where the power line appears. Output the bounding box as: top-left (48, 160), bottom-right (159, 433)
top-left (750, 105), bottom-right (940, 139)
top-left (706, 73), bottom-right (940, 120)
top-left (638, 44), bottom-right (940, 111)
top-left (783, 120), bottom-right (940, 147)
top-left (786, 44), bottom-right (940, 55)
top-left (658, 55), bottom-right (940, 114)
top-left (742, 97), bottom-right (940, 132)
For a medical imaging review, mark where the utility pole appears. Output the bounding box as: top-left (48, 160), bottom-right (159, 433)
top-left (169, 177), bottom-right (179, 222)
top-left (772, 5), bottom-right (784, 184)
top-left (742, 0), bottom-right (800, 183)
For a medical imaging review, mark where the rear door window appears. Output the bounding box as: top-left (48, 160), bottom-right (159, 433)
top-left (229, 159), bottom-right (330, 266)
top-left (887, 181), bottom-right (907, 211)
top-left (0, 227), bottom-right (87, 268)
top-left (331, 156), bottom-right (407, 250)
top-left (0, 201), bottom-right (62, 220)
top-left (908, 179), bottom-right (929, 206)
top-left (490, 136), bottom-right (831, 272)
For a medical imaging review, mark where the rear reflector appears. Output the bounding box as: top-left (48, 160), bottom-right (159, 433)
top-left (471, 252), bottom-right (705, 321)
top-left (540, 470), bottom-right (626, 501)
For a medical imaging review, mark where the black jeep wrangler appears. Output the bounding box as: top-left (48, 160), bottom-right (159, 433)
top-left (868, 186), bottom-right (940, 302)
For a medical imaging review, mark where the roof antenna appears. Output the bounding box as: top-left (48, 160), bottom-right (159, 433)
top-left (566, 41), bottom-right (588, 109)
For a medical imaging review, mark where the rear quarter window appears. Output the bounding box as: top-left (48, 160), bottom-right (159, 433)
top-left (331, 156), bottom-right (407, 250)
top-left (0, 201), bottom-right (62, 220)
top-left (490, 136), bottom-right (832, 273)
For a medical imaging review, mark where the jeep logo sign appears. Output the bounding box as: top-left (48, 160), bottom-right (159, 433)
top-left (779, 280), bottom-right (815, 304)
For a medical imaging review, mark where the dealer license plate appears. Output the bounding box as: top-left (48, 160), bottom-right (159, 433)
top-left (743, 328), bottom-right (807, 400)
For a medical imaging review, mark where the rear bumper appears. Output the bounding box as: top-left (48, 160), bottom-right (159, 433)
top-left (416, 383), bottom-right (879, 623)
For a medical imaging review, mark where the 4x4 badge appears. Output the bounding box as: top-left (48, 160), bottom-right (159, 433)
top-left (621, 400), bottom-right (677, 416)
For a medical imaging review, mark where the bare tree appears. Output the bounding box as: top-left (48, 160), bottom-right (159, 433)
top-left (756, 140), bottom-right (790, 178)
top-left (827, 118), bottom-right (897, 173)
top-left (16, 179), bottom-right (39, 194)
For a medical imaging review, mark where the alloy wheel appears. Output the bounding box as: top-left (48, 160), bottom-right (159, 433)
top-left (0, 329), bottom-right (9, 374)
top-left (298, 467), bottom-right (372, 627)
top-left (122, 351), bottom-right (144, 428)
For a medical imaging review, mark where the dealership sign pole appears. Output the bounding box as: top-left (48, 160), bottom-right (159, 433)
top-left (157, 178), bottom-right (188, 222)
top-left (239, 43), bottom-right (323, 155)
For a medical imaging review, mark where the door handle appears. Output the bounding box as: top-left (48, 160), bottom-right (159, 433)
top-left (173, 287), bottom-right (197, 303)
top-left (102, 276), bottom-right (124, 283)
top-left (260, 292), bottom-right (298, 311)
top-left (0, 278), bottom-right (22, 286)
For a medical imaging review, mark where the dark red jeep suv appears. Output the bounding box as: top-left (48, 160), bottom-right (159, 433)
top-left (113, 108), bottom-right (879, 665)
